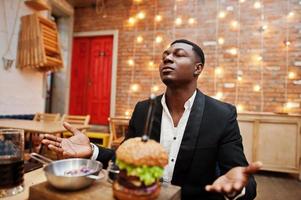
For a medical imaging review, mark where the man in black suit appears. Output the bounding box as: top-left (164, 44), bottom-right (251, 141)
top-left (42, 39), bottom-right (262, 200)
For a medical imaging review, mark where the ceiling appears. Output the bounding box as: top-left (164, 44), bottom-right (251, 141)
top-left (67, 0), bottom-right (132, 8)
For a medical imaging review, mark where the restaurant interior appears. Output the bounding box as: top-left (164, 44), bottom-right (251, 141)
top-left (0, 0), bottom-right (301, 199)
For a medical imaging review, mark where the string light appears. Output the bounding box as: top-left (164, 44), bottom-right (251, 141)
top-left (237, 104), bottom-right (244, 112)
top-left (151, 85), bottom-right (159, 93)
top-left (215, 67), bottom-right (223, 76)
top-left (130, 83), bottom-right (140, 92)
top-left (258, 25), bottom-right (267, 32)
top-left (127, 59), bottom-right (134, 66)
top-left (239, 0), bottom-right (245, 3)
top-left (231, 20), bottom-right (239, 29)
top-left (155, 15), bottom-right (162, 22)
top-left (128, 17), bottom-right (136, 25)
top-left (133, 0), bottom-right (142, 3)
top-left (254, 1), bottom-right (261, 9)
top-left (284, 40), bottom-right (291, 46)
top-left (136, 35), bottom-right (143, 43)
top-left (214, 92), bottom-right (223, 100)
top-left (175, 17), bottom-right (182, 26)
top-left (287, 11), bottom-right (294, 18)
top-left (188, 18), bottom-right (196, 25)
top-left (218, 11), bottom-right (226, 19)
top-left (288, 71), bottom-right (296, 79)
top-left (218, 37), bottom-right (224, 45)
top-left (124, 110), bottom-right (131, 117)
top-left (137, 11), bottom-right (145, 19)
top-left (155, 36), bottom-right (163, 43)
top-left (228, 48), bottom-right (238, 55)
top-left (253, 84), bottom-right (261, 92)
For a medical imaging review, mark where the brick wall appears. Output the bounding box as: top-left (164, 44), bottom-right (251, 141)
top-left (73, 0), bottom-right (301, 116)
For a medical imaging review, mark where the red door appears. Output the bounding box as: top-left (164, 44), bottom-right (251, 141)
top-left (69, 36), bottom-right (113, 125)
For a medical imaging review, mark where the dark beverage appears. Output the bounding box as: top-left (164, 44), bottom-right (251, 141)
top-left (0, 160), bottom-right (24, 189)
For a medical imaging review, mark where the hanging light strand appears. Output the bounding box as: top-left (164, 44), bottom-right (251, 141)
top-left (284, 0), bottom-right (290, 110)
top-left (259, 0), bottom-right (265, 112)
top-left (151, 0), bottom-right (158, 93)
top-left (235, 0), bottom-right (241, 106)
top-left (126, 3), bottom-right (139, 115)
top-left (214, 0), bottom-right (220, 94)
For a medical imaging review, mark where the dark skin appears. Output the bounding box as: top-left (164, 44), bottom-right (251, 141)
top-left (42, 42), bottom-right (262, 198)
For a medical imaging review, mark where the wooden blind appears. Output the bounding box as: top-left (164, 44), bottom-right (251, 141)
top-left (17, 13), bottom-right (63, 72)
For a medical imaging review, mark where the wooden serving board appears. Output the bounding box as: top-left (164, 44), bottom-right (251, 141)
top-left (29, 180), bottom-right (181, 200)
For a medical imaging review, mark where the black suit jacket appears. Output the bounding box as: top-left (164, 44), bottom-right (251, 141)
top-left (97, 90), bottom-right (256, 200)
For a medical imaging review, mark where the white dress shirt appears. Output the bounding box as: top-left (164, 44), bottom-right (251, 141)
top-left (160, 90), bottom-right (196, 183)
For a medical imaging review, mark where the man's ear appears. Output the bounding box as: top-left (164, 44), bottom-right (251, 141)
top-left (194, 63), bottom-right (204, 76)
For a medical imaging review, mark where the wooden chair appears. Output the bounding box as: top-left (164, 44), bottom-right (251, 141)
top-left (62, 114), bottom-right (90, 137)
top-left (108, 116), bottom-right (130, 149)
top-left (33, 112), bottom-right (60, 122)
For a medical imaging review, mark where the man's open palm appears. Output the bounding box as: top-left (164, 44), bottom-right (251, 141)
top-left (41, 122), bottom-right (92, 158)
top-left (205, 162), bottom-right (262, 197)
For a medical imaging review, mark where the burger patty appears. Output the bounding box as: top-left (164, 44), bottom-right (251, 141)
top-left (117, 170), bottom-right (156, 190)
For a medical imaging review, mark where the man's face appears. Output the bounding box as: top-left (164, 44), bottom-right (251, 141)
top-left (159, 43), bottom-right (199, 86)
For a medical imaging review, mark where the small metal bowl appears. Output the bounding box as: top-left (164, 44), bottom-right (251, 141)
top-left (30, 153), bottom-right (103, 190)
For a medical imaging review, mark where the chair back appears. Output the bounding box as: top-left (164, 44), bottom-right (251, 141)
top-left (61, 114), bottom-right (90, 125)
top-left (108, 116), bottom-right (130, 149)
top-left (33, 113), bottom-right (60, 122)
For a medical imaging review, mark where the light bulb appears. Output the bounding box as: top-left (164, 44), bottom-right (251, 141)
top-left (239, 0), bottom-right (245, 3)
top-left (218, 37), bottom-right (224, 45)
top-left (228, 48), bottom-right (238, 55)
top-left (284, 40), bottom-right (291, 46)
top-left (137, 11), bottom-right (145, 19)
top-left (254, 1), bottom-right (261, 9)
top-left (136, 36), bottom-right (143, 43)
top-left (175, 17), bottom-right (182, 26)
top-left (155, 15), bottom-right (162, 22)
top-left (130, 84), bottom-right (140, 92)
top-left (287, 11), bottom-right (294, 18)
top-left (253, 84), bottom-right (261, 92)
top-left (124, 110), bottom-right (131, 116)
top-left (288, 72), bottom-right (296, 79)
top-left (127, 59), bottom-right (134, 66)
top-left (188, 18), bottom-right (196, 25)
top-left (155, 36), bottom-right (163, 43)
top-left (231, 20), bottom-right (239, 29)
top-left (215, 92), bottom-right (223, 100)
top-left (218, 11), bottom-right (226, 19)
top-left (215, 67), bottom-right (223, 75)
top-left (237, 104), bottom-right (244, 112)
top-left (151, 85), bottom-right (159, 93)
top-left (237, 75), bottom-right (243, 81)
top-left (128, 17), bottom-right (136, 25)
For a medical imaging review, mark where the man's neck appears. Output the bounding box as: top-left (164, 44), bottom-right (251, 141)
top-left (165, 85), bottom-right (196, 113)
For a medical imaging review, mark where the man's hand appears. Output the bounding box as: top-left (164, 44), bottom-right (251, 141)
top-left (205, 161), bottom-right (263, 198)
top-left (41, 122), bottom-right (92, 158)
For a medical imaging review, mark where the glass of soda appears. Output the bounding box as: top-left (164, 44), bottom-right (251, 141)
top-left (0, 129), bottom-right (24, 197)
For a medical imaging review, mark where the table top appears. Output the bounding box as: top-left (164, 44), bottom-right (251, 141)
top-left (0, 119), bottom-right (90, 134)
top-left (2, 168), bottom-right (181, 200)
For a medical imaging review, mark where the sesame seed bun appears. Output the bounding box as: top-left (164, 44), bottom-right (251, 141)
top-left (116, 137), bottom-right (168, 167)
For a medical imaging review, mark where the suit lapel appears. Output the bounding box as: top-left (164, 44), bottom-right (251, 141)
top-left (149, 95), bottom-right (163, 142)
top-left (172, 90), bottom-right (206, 182)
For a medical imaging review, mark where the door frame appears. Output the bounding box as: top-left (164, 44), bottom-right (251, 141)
top-left (68, 30), bottom-right (119, 118)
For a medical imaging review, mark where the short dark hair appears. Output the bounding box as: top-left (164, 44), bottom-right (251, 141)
top-left (171, 39), bottom-right (205, 65)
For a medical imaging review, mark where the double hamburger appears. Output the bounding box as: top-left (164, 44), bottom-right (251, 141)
top-left (113, 137), bottom-right (168, 200)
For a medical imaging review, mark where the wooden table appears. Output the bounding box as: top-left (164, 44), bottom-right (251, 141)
top-left (2, 168), bottom-right (181, 200)
top-left (0, 119), bottom-right (90, 134)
